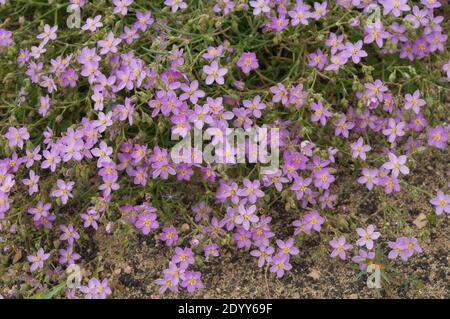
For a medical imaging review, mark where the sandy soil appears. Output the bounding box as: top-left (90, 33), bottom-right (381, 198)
top-left (98, 149), bottom-right (449, 299)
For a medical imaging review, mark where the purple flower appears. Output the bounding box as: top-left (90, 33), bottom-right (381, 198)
top-left (155, 275), bottom-right (178, 294)
top-left (60, 224), bottom-right (80, 246)
top-left (335, 115), bottom-right (354, 138)
top-left (404, 90), bottom-right (426, 114)
top-left (358, 168), bottom-right (379, 190)
top-left (204, 243), bottom-right (219, 258)
top-left (364, 21), bottom-right (390, 48)
top-left (51, 179), bottom-right (75, 205)
top-left (325, 33), bottom-right (345, 55)
top-left (249, 0), bottom-right (270, 15)
top-left (82, 15), bottom-right (103, 32)
top-left (134, 11), bottom-right (153, 32)
top-left (310, 101), bottom-right (332, 125)
top-left (303, 210), bottom-right (325, 233)
top-left (350, 137), bottom-right (371, 160)
top-left (270, 83), bottom-right (288, 105)
top-left (405, 6), bottom-right (428, 29)
top-left (27, 248), bottom-right (50, 272)
top-left (288, 2), bottom-right (311, 26)
top-left (160, 226), bottom-right (179, 246)
top-left (250, 245), bottom-right (274, 267)
top-left (352, 250), bottom-right (375, 270)
top-left (409, 113), bottom-right (428, 132)
top-left (80, 278), bottom-right (112, 299)
top-left (58, 246), bottom-right (81, 265)
top-left (172, 247), bottom-right (194, 269)
top-left (192, 201), bottom-right (212, 222)
top-left (203, 61), bottom-right (228, 85)
top-left (429, 190), bottom-right (450, 215)
top-left (270, 253), bottom-right (292, 278)
top-left (5, 126), bottom-right (29, 149)
top-left (388, 237), bottom-right (422, 261)
top-left (181, 271), bottom-right (203, 294)
top-left (427, 126), bottom-right (448, 149)
top-left (325, 53), bottom-right (348, 71)
top-left (380, 175), bottom-right (401, 194)
top-left (356, 225), bottom-right (381, 250)
top-left (276, 238), bottom-right (299, 256)
top-left (113, 0), bottom-right (133, 16)
top-left (202, 45), bottom-right (224, 60)
top-left (314, 168), bottom-right (335, 189)
top-left (22, 170), bottom-right (39, 195)
top-left (0, 28), bottom-right (13, 47)
top-left (120, 26), bottom-right (139, 44)
top-left (268, 14), bottom-right (289, 32)
top-left (180, 80), bottom-right (205, 104)
top-left (380, 0), bottom-right (410, 17)
top-left (0, 191), bottom-right (9, 217)
top-left (382, 119), bottom-right (406, 143)
top-left (262, 170), bottom-right (288, 192)
top-left (343, 41), bottom-right (367, 64)
top-left (97, 32), bottom-right (121, 55)
top-left (237, 52), bottom-right (259, 74)
top-left (420, 0), bottom-right (441, 9)
top-left (238, 179), bottom-right (264, 204)
top-left (382, 152), bottom-right (409, 177)
top-left (329, 236), bottom-right (353, 260)
top-left (68, 0), bottom-right (86, 10)
top-left (235, 204), bottom-right (259, 230)
top-left (243, 95), bottom-right (266, 118)
top-left (165, 0), bottom-right (188, 11)
top-left (312, 1), bottom-right (327, 19)
top-left (233, 227), bottom-right (252, 248)
top-left (135, 211), bottom-right (159, 235)
top-left (365, 79), bottom-right (388, 101)
top-left (37, 24), bottom-right (58, 43)
top-left (308, 49), bottom-right (327, 70)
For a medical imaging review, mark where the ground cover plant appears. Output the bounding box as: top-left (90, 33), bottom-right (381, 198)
top-left (0, 0), bottom-right (448, 299)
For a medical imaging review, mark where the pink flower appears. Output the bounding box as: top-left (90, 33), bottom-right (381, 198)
top-left (382, 119), bottom-right (406, 143)
top-left (329, 236), bottom-right (353, 260)
top-left (249, 0), bottom-right (270, 15)
top-left (380, 0), bottom-right (410, 17)
top-left (427, 126), bottom-right (448, 149)
top-left (270, 253), bottom-right (292, 278)
top-left (203, 61), bottom-right (228, 85)
top-left (350, 137), bottom-right (371, 160)
top-left (27, 248), bottom-right (50, 272)
top-left (82, 15), bottom-right (103, 32)
top-left (97, 32), bottom-right (122, 55)
top-left (404, 90), bottom-right (426, 114)
top-left (164, 0), bottom-right (187, 12)
top-left (235, 204), bottom-right (259, 230)
top-left (37, 24), bottom-right (58, 43)
top-left (51, 179), bottom-right (75, 205)
top-left (382, 152), bottom-right (409, 177)
top-left (113, 0), bottom-right (133, 16)
top-left (303, 210), bottom-right (325, 232)
top-left (429, 190), bottom-right (450, 215)
top-left (356, 225), bottom-right (381, 250)
top-left (343, 40), bottom-right (367, 64)
top-left (22, 170), bottom-right (39, 195)
top-left (5, 126), bottom-right (29, 149)
top-left (358, 168), bottom-right (379, 190)
top-left (236, 52), bottom-right (259, 74)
